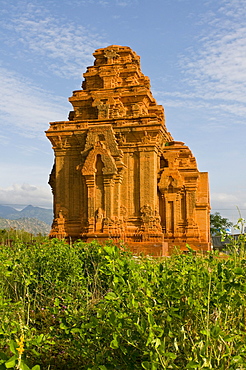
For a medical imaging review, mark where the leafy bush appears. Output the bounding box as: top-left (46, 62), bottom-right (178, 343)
top-left (0, 236), bottom-right (246, 369)
top-left (210, 212), bottom-right (233, 236)
top-left (0, 228), bottom-right (46, 245)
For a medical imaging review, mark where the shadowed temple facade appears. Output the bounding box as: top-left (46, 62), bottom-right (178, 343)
top-left (46, 45), bottom-right (210, 255)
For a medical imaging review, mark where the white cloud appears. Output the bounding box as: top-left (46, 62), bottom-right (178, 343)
top-left (0, 134), bottom-right (10, 146)
top-left (218, 0), bottom-right (246, 19)
top-left (186, 26), bottom-right (246, 93)
top-left (0, 67), bottom-right (67, 135)
top-left (211, 192), bottom-right (239, 203)
top-left (0, 2), bottom-right (108, 136)
top-left (211, 191), bottom-right (246, 224)
top-left (211, 191), bottom-right (246, 213)
top-left (3, 13), bottom-right (106, 78)
top-left (0, 162), bottom-right (52, 188)
top-left (154, 90), bottom-right (246, 129)
top-left (166, 0), bottom-right (246, 125)
top-left (116, 0), bottom-right (131, 6)
top-left (0, 184), bottom-right (52, 208)
top-left (65, 0), bottom-right (136, 5)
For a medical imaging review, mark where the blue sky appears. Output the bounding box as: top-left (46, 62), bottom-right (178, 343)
top-left (0, 0), bottom-right (245, 224)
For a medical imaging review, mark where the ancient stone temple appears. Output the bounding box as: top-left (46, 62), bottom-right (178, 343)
top-left (46, 45), bottom-right (210, 255)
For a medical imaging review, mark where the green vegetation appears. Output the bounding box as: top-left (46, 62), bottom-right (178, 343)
top-left (0, 232), bottom-right (246, 369)
top-left (0, 229), bottom-right (47, 245)
top-left (210, 212), bottom-right (233, 236)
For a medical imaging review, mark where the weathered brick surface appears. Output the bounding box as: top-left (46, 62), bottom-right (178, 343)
top-left (46, 45), bottom-right (210, 255)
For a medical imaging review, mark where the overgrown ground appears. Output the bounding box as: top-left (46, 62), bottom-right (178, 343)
top-left (0, 231), bottom-right (246, 369)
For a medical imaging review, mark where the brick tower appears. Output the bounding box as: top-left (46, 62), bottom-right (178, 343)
top-left (46, 45), bottom-right (210, 255)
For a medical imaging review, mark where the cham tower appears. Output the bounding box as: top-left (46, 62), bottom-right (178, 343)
top-left (46, 45), bottom-right (210, 255)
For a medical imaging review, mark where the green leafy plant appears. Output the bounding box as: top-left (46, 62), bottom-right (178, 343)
top-left (210, 212), bottom-right (233, 236)
top-left (0, 232), bottom-right (246, 369)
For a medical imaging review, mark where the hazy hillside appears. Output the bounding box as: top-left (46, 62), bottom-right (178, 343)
top-left (0, 205), bottom-right (53, 225)
top-left (0, 217), bottom-right (50, 235)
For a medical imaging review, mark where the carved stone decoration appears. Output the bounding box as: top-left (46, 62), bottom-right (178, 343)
top-left (139, 204), bottom-right (163, 234)
top-left (46, 45), bottom-right (210, 255)
top-left (82, 144), bottom-right (117, 176)
top-left (93, 99), bottom-right (109, 119)
top-left (50, 208), bottom-right (68, 239)
top-left (49, 135), bottom-right (68, 149)
top-left (95, 207), bottom-right (104, 232)
top-left (141, 131), bottom-right (152, 144)
top-left (104, 49), bottom-right (119, 63)
top-left (116, 133), bottom-right (126, 146)
top-left (111, 98), bottom-right (127, 118)
top-left (140, 204), bottom-right (153, 222)
top-left (120, 205), bottom-right (128, 219)
top-left (158, 169), bottom-right (183, 194)
top-left (83, 125), bottom-right (123, 157)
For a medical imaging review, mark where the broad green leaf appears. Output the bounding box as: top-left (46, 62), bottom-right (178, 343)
top-left (154, 338), bottom-right (161, 348)
top-left (20, 360), bottom-right (31, 370)
top-left (70, 328), bottom-right (81, 334)
top-left (165, 352), bottom-right (177, 359)
top-left (110, 338), bottom-right (119, 349)
top-left (200, 329), bottom-right (210, 336)
top-left (60, 322), bottom-right (68, 330)
top-left (9, 340), bottom-right (17, 355)
top-left (211, 325), bottom-right (220, 338)
top-left (231, 355), bottom-right (242, 363)
top-left (31, 349), bottom-right (41, 357)
top-left (36, 334), bottom-right (44, 345)
top-left (147, 313), bottom-right (155, 326)
top-left (104, 292), bottom-right (117, 300)
top-left (141, 361), bottom-right (151, 370)
top-left (5, 355), bottom-right (17, 368)
top-left (223, 335), bottom-right (235, 342)
top-left (186, 361), bottom-right (200, 368)
top-left (234, 267), bottom-right (244, 275)
top-left (104, 246), bottom-right (114, 255)
top-left (166, 315), bottom-right (172, 322)
top-left (54, 298), bottom-right (60, 306)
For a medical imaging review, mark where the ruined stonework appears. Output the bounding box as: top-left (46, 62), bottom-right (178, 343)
top-left (46, 45), bottom-right (210, 255)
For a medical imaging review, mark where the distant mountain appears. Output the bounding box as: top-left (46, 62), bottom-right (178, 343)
top-left (0, 205), bottom-right (53, 225)
top-left (0, 217), bottom-right (50, 235)
top-left (0, 205), bottom-right (17, 218)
